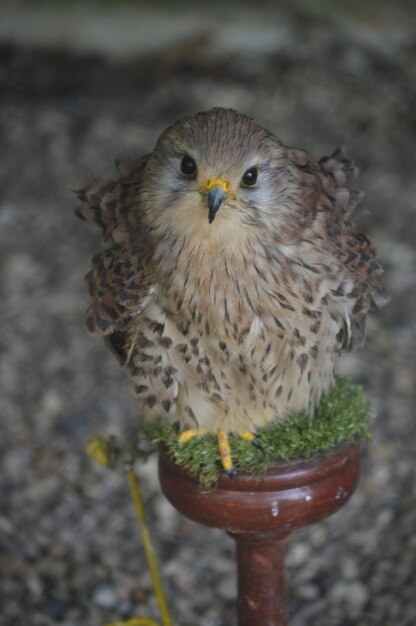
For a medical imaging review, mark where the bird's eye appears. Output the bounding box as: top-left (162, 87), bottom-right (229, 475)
top-left (180, 155), bottom-right (197, 177)
top-left (241, 167), bottom-right (258, 187)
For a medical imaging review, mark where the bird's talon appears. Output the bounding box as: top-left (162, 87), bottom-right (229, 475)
top-left (177, 429), bottom-right (201, 444)
top-left (225, 467), bottom-right (238, 479)
top-left (239, 430), bottom-right (261, 448)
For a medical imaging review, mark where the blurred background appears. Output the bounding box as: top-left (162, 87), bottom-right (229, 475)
top-left (0, 1), bottom-right (415, 625)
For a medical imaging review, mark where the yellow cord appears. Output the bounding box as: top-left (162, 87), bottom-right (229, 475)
top-left (87, 437), bottom-right (112, 467)
top-left (125, 468), bottom-right (174, 626)
top-left (106, 617), bottom-right (160, 626)
top-left (87, 438), bottom-right (174, 626)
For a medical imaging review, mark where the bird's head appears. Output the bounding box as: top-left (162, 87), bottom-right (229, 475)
top-left (140, 108), bottom-right (312, 245)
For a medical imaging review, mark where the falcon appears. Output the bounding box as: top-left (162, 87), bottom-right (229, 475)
top-left (76, 108), bottom-right (386, 473)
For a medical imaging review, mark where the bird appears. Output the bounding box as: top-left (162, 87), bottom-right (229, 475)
top-left (75, 107), bottom-right (386, 474)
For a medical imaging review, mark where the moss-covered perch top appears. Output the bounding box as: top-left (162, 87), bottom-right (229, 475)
top-left (145, 377), bottom-right (373, 487)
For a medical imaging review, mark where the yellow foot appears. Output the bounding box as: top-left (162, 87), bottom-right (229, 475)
top-left (238, 430), bottom-right (262, 448)
top-left (177, 428), bottom-right (208, 443)
top-left (178, 428), bottom-right (260, 477)
top-left (219, 430), bottom-right (261, 476)
top-left (178, 428), bottom-right (236, 476)
top-left (217, 429), bottom-right (235, 476)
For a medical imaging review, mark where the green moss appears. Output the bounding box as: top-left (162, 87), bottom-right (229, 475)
top-left (144, 377), bottom-right (373, 487)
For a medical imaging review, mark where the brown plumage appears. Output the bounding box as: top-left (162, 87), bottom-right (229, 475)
top-left (76, 108), bottom-right (386, 439)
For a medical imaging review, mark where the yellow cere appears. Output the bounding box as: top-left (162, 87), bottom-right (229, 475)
top-left (204, 177), bottom-right (231, 194)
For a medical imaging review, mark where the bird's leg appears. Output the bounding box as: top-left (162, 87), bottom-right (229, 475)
top-left (238, 430), bottom-right (262, 448)
top-left (218, 430), bottom-right (262, 477)
top-left (177, 429), bottom-right (203, 443)
top-left (217, 429), bottom-right (236, 476)
top-left (178, 429), bottom-right (236, 475)
top-left (178, 429), bottom-right (260, 478)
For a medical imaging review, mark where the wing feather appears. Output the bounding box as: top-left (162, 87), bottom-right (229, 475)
top-left (75, 155), bottom-right (154, 364)
top-left (289, 146), bottom-right (387, 349)
top-left (318, 149), bottom-right (388, 348)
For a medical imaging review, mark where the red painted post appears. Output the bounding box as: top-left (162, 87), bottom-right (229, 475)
top-left (158, 443), bottom-right (360, 625)
top-left (232, 532), bottom-right (288, 626)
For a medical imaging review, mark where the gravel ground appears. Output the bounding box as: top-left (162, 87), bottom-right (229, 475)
top-left (1, 3), bottom-right (416, 625)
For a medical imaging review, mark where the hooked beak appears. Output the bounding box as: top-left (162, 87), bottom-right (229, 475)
top-left (207, 186), bottom-right (228, 223)
top-left (201, 178), bottom-right (230, 224)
